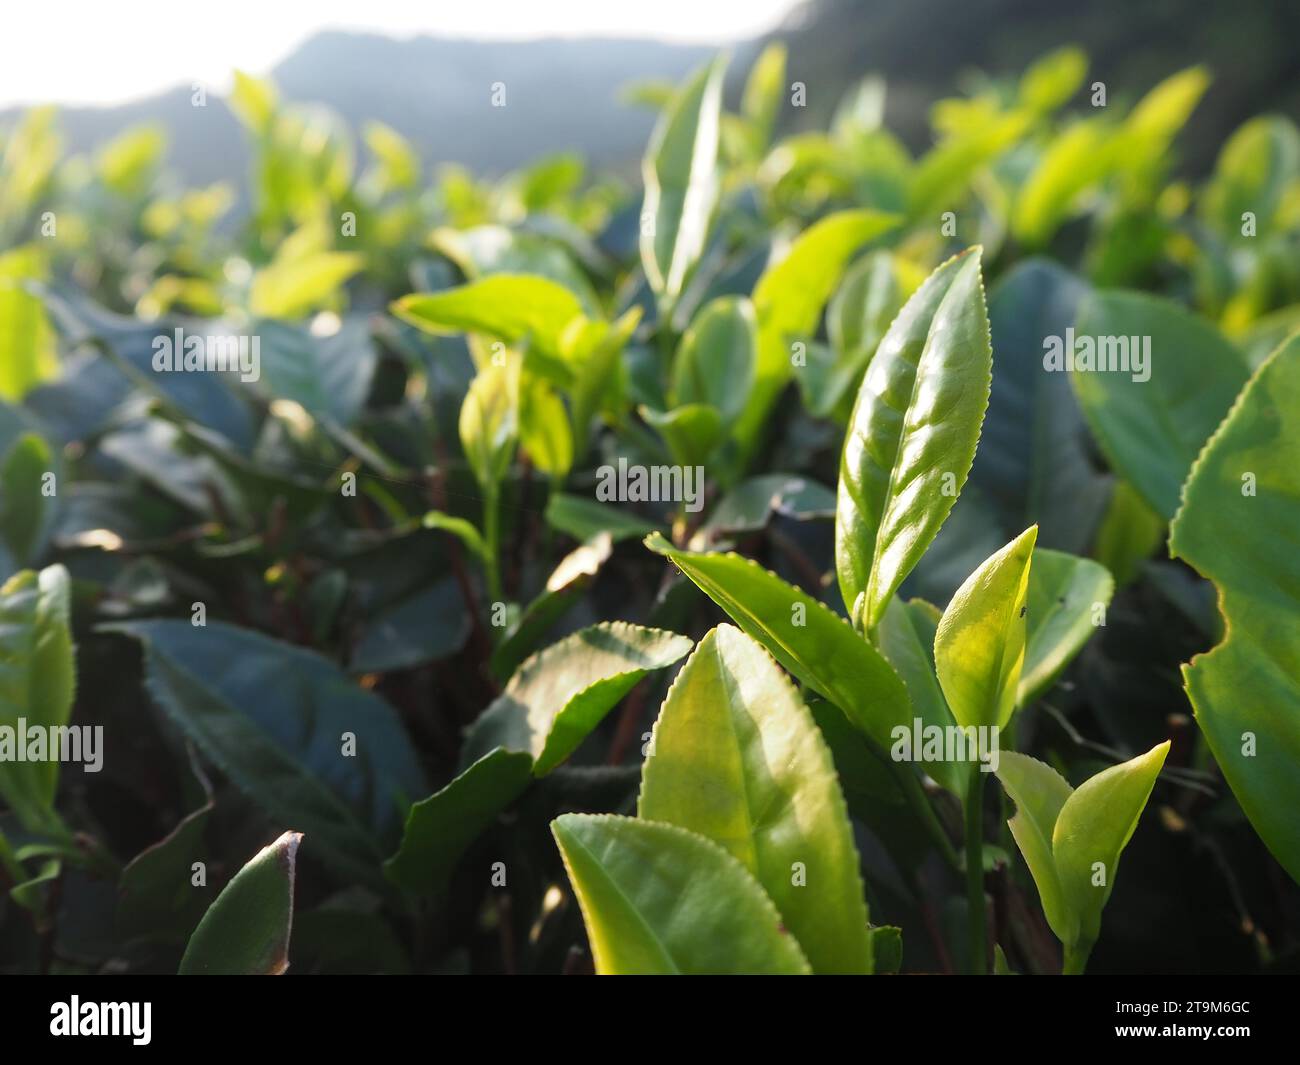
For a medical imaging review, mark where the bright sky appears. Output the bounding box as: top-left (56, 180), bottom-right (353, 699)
top-left (0, 0), bottom-right (798, 108)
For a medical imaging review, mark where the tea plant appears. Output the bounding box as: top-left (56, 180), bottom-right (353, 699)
top-left (0, 40), bottom-right (1297, 975)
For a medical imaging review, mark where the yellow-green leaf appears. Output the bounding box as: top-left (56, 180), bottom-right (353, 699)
top-left (552, 813), bottom-right (811, 974)
top-left (639, 625), bottom-right (872, 973)
top-left (645, 533), bottom-right (910, 751)
top-left (641, 55), bottom-right (727, 307)
top-left (934, 526), bottom-right (1037, 730)
top-left (836, 247), bottom-right (992, 632)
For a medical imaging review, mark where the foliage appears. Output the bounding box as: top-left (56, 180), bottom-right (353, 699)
top-left (0, 43), bottom-right (1298, 977)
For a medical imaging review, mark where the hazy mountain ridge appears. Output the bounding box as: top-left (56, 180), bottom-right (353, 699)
top-left (0, 31), bottom-right (724, 188)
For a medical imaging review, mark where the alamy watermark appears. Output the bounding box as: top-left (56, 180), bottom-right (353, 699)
top-left (890, 718), bottom-right (1001, 773)
top-left (151, 327), bottom-right (261, 383)
top-left (50, 997), bottom-right (150, 1045)
top-left (1043, 328), bottom-right (1150, 383)
top-left (595, 458), bottom-right (704, 513)
top-left (0, 718), bottom-right (103, 773)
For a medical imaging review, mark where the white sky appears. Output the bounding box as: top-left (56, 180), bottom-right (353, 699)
top-left (0, 0), bottom-right (798, 108)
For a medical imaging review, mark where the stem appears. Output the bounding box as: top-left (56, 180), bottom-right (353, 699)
top-left (483, 482), bottom-right (502, 607)
top-left (892, 760), bottom-right (960, 872)
top-left (1062, 939), bottom-right (1092, 975)
top-left (965, 770), bottom-right (987, 975)
top-left (0, 827), bottom-right (25, 886)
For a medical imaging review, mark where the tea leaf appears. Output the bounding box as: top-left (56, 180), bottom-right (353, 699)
top-left (934, 526), bottom-right (1037, 730)
top-left (461, 622), bottom-right (693, 775)
top-left (104, 620), bottom-right (427, 885)
top-left (393, 274), bottom-right (584, 364)
top-left (1072, 291), bottom-right (1249, 519)
top-left (640, 625), bottom-right (872, 973)
top-left (738, 209), bottom-right (899, 457)
top-left (0, 565), bottom-right (74, 829)
top-left (385, 748), bottom-right (532, 895)
top-left (1170, 339), bottom-right (1300, 882)
top-left (552, 813), bottom-right (811, 974)
top-left (837, 247), bottom-right (992, 632)
top-left (1019, 548), bottom-right (1114, 708)
top-left (180, 831), bottom-right (301, 975)
top-left (670, 295), bottom-right (756, 425)
top-left (995, 751), bottom-right (1073, 943)
top-left (646, 534), bottom-right (910, 750)
top-left (1053, 741), bottom-right (1169, 949)
top-left (641, 56), bottom-right (727, 308)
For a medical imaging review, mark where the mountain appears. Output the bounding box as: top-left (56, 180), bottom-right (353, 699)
top-left (0, 32), bottom-right (725, 189)
top-left (7, 2), bottom-right (1298, 192)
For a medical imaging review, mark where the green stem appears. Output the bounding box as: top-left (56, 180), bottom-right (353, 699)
top-left (965, 770), bottom-right (987, 975)
top-left (483, 482), bottom-right (502, 607)
top-left (892, 760), bottom-right (960, 872)
top-left (1062, 939), bottom-right (1092, 975)
top-left (0, 827), bottom-right (25, 885)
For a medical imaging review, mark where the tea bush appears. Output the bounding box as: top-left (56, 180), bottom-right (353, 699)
top-left (1, 44), bottom-right (1297, 975)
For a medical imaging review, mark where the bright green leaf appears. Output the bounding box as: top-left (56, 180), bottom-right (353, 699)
top-left (645, 533), bottom-right (910, 751)
top-left (0, 246), bottom-right (57, 401)
top-left (519, 373), bottom-right (573, 477)
top-left (737, 209), bottom-right (900, 458)
top-left (836, 247), bottom-right (992, 632)
top-left (640, 56), bottom-right (728, 308)
top-left (639, 625), bottom-right (872, 973)
top-left (459, 360), bottom-right (518, 491)
top-left (0, 565), bottom-right (74, 830)
top-left (671, 296), bottom-right (756, 425)
top-left (934, 526), bottom-right (1037, 730)
top-left (393, 274), bottom-right (585, 365)
top-left (250, 249), bottom-right (363, 319)
top-left (1053, 741), bottom-right (1169, 950)
top-left (552, 813), bottom-right (811, 974)
top-left (995, 751), bottom-right (1074, 943)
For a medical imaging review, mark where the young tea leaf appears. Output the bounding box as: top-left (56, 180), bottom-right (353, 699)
top-left (670, 295), bottom-right (756, 425)
top-left (736, 209), bottom-right (900, 460)
top-left (0, 565), bottom-right (74, 830)
top-left (639, 625), bottom-right (872, 973)
top-left (552, 814), bottom-right (811, 974)
top-left (836, 247), bottom-right (992, 632)
top-left (995, 751), bottom-right (1074, 944)
top-left (934, 526), bottom-right (1037, 731)
top-left (1052, 741), bottom-right (1169, 951)
top-left (640, 56), bottom-right (727, 309)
